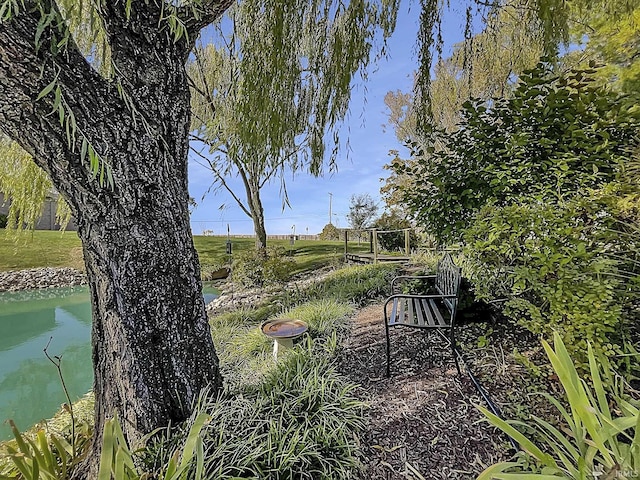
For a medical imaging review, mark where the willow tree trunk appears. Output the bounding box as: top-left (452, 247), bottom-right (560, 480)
top-left (244, 177), bottom-right (268, 249)
top-left (0, 0), bottom-right (229, 471)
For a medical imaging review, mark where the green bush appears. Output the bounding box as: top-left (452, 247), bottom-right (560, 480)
top-left (394, 62), bottom-right (639, 244)
top-left (318, 223), bottom-right (341, 241)
top-left (0, 214), bottom-right (7, 229)
top-left (464, 197), bottom-right (626, 368)
top-left (388, 61), bottom-right (639, 370)
top-left (232, 245), bottom-right (296, 287)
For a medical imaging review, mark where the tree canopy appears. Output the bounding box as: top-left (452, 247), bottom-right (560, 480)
top-left (346, 193), bottom-right (378, 233)
top-left (188, 0), bottom-right (398, 248)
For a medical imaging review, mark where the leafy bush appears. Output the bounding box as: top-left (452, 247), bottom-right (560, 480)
top-left (0, 214), bottom-right (7, 229)
top-left (394, 62), bottom-right (639, 243)
top-left (388, 61), bottom-right (639, 368)
top-left (232, 245), bottom-right (296, 287)
top-left (478, 332), bottom-right (640, 479)
top-left (464, 196), bottom-right (630, 368)
top-left (94, 411), bottom-right (210, 480)
top-left (318, 223), bottom-right (341, 240)
top-left (0, 395), bottom-right (94, 479)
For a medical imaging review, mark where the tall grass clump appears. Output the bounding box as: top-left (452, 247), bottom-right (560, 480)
top-left (147, 340), bottom-right (366, 480)
top-left (210, 295), bottom-right (356, 390)
top-left (303, 263), bottom-right (398, 305)
top-left (281, 299), bottom-right (355, 337)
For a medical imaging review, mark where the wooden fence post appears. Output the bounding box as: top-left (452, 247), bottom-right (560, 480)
top-left (373, 228), bottom-right (378, 264)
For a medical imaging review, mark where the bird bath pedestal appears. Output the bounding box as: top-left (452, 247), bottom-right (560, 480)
top-left (261, 319), bottom-right (308, 360)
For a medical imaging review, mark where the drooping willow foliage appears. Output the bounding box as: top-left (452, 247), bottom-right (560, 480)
top-left (2, 0), bottom-right (399, 238)
top-left (412, 0), bottom-right (640, 134)
top-left (0, 0), bottom-right (234, 232)
top-left (0, 135), bottom-right (70, 231)
top-left (3, 0), bottom-right (636, 233)
top-left (188, 0), bottom-right (399, 245)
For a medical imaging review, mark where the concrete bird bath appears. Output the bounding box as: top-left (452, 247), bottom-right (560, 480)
top-left (261, 318), bottom-right (308, 360)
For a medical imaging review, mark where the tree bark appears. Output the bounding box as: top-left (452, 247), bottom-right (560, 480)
top-left (238, 169), bottom-right (268, 249)
top-left (0, 0), bottom-right (229, 472)
top-left (250, 189), bottom-right (268, 250)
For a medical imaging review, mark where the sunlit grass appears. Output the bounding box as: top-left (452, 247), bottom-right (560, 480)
top-left (0, 231), bottom-right (371, 275)
top-left (147, 340), bottom-right (366, 480)
top-left (0, 230), bottom-right (83, 271)
top-left (281, 299), bottom-right (354, 336)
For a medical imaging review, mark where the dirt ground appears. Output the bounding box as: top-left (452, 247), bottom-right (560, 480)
top-left (336, 303), bottom-right (545, 480)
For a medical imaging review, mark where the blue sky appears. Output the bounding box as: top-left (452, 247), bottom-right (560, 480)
top-left (187, 1), bottom-right (469, 236)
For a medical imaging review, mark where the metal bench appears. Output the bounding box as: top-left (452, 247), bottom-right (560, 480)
top-left (383, 253), bottom-right (462, 377)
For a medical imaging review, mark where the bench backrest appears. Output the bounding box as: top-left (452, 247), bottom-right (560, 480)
top-left (435, 253), bottom-right (462, 312)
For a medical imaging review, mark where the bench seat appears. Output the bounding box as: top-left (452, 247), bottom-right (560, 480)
top-left (383, 254), bottom-right (462, 376)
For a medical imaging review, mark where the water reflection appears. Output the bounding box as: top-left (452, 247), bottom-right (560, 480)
top-left (0, 286), bottom-right (92, 440)
top-left (0, 284), bottom-right (217, 441)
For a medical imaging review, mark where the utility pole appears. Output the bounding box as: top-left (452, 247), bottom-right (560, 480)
top-left (328, 192), bottom-right (333, 225)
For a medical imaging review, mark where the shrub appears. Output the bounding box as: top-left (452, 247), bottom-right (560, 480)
top-left (232, 245), bottom-right (296, 287)
top-left (464, 198), bottom-right (626, 369)
top-left (0, 214), bottom-right (7, 229)
top-left (394, 62), bottom-right (639, 244)
top-left (318, 223), bottom-right (340, 241)
top-left (148, 341), bottom-right (365, 480)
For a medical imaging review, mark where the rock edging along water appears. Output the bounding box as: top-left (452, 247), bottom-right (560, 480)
top-left (206, 267), bottom-right (336, 315)
top-left (0, 268), bottom-right (87, 292)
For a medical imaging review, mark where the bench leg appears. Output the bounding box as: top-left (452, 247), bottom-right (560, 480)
top-left (384, 312), bottom-right (391, 378)
top-left (450, 327), bottom-right (461, 375)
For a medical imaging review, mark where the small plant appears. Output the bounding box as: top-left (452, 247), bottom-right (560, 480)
top-left (476, 327), bottom-right (494, 348)
top-left (512, 347), bottom-right (543, 378)
top-left (96, 411), bottom-right (209, 480)
top-left (478, 331), bottom-right (640, 480)
top-left (232, 246), bottom-right (296, 287)
top-left (0, 420), bottom-right (85, 479)
top-left (195, 340), bottom-right (365, 479)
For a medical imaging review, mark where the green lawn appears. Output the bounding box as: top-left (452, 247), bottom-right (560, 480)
top-left (0, 230), bottom-right (83, 271)
top-left (0, 230), bottom-right (371, 273)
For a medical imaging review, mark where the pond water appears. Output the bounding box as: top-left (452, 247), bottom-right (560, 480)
top-left (0, 284), bottom-right (218, 441)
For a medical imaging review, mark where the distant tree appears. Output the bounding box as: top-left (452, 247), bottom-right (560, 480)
top-left (188, 0), bottom-right (399, 249)
top-left (347, 193), bottom-right (378, 240)
top-left (380, 149), bottom-right (417, 218)
top-left (319, 223), bottom-right (341, 241)
top-left (372, 210), bottom-right (417, 252)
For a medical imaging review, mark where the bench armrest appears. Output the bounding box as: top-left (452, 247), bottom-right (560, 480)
top-left (384, 293), bottom-right (457, 308)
